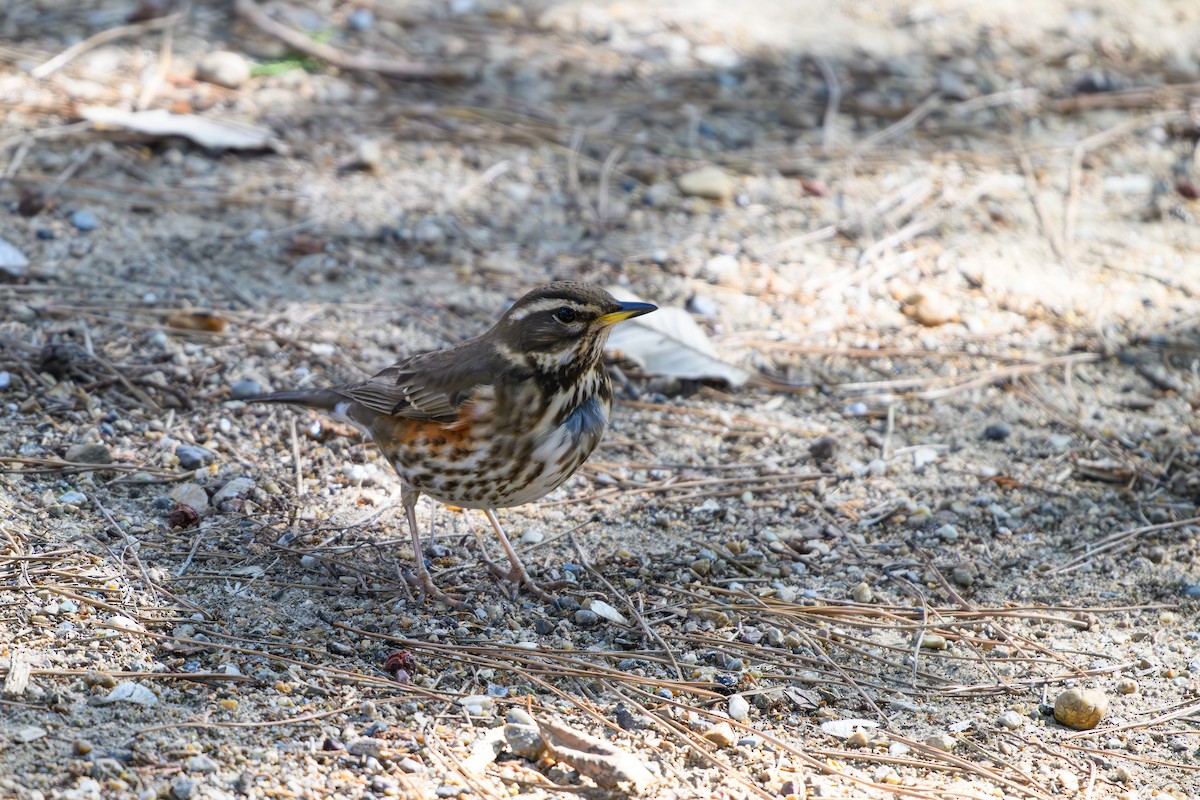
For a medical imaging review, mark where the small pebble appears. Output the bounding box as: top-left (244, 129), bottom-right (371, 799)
top-left (65, 442), bottom-right (113, 464)
top-left (904, 292), bottom-right (957, 326)
top-left (13, 725), bottom-right (47, 743)
top-left (573, 609), bottom-right (599, 627)
top-left (211, 476), bottom-right (255, 507)
top-left (506, 708), bottom-right (536, 727)
top-left (951, 563), bottom-right (977, 587)
top-left (851, 582), bottom-right (874, 603)
top-left (702, 253), bottom-right (739, 282)
top-left (70, 210), bottom-right (99, 231)
top-left (912, 447), bottom-right (939, 469)
top-left (703, 721), bottom-right (736, 747)
top-left (1116, 678), bottom-right (1138, 695)
top-left (677, 166), bottom-right (734, 200)
top-left (809, 435), bottom-right (837, 462)
top-left (687, 294), bottom-right (720, 317)
top-left (728, 694), bottom-right (750, 721)
top-left (175, 445), bottom-right (216, 470)
top-left (1054, 688), bottom-right (1109, 730)
top-left (997, 710), bottom-right (1024, 730)
top-left (982, 423), bottom-right (1012, 441)
top-left (413, 217), bottom-right (445, 246)
top-left (936, 523), bottom-right (959, 543)
top-left (196, 50), bottom-right (251, 89)
top-left (503, 724), bottom-right (544, 759)
top-left (456, 695), bottom-right (494, 716)
top-left (186, 754), bottom-right (219, 773)
top-left (0, 371), bottom-right (10, 390)
top-left (347, 7), bottom-right (375, 30)
top-left (925, 733), bottom-right (956, 751)
top-left (58, 490), bottom-right (87, 505)
top-left (0, 238), bottom-right (29, 279)
top-left (170, 777), bottom-right (197, 800)
top-left (230, 379), bottom-right (262, 400)
top-left (1047, 433), bottom-right (1073, 452)
top-left (846, 730), bottom-right (872, 748)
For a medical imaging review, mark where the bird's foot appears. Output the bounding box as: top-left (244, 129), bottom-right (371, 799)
top-left (402, 566), bottom-right (469, 610)
top-left (479, 554), bottom-right (567, 603)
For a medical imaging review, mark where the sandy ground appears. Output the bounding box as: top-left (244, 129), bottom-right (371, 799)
top-left (2, 1), bottom-right (1200, 798)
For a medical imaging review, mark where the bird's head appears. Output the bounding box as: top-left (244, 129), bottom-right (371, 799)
top-left (491, 282), bottom-right (656, 379)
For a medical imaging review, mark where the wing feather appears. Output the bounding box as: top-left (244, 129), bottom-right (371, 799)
top-left (333, 340), bottom-right (497, 422)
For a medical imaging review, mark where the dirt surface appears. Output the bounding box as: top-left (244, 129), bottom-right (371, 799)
top-left (3, 1), bottom-right (1200, 799)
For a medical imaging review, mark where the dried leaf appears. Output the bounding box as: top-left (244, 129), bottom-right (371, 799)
top-left (539, 717), bottom-right (655, 792)
top-left (80, 106), bottom-right (278, 151)
top-left (605, 287), bottom-right (750, 388)
top-left (100, 681), bottom-right (157, 706)
top-left (584, 598), bottom-right (629, 625)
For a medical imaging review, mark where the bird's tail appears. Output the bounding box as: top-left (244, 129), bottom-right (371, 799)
top-left (244, 388), bottom-right (343, 412)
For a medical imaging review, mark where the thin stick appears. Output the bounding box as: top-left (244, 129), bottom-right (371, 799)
top-left (136, 14), bottom-right (177, 111)
top-left (30, 13), bottom-right (186, 79)
top-left (290, 417), bottom-right (304, 497)
top-left (1018, 150), bottom-right (1067, 264)
top-left (1051, 515), bottom-right (1200, 575)
top-left (855, 93), bottom-right (942, 153)
top-left (597, 145), bottom-right (624, 227)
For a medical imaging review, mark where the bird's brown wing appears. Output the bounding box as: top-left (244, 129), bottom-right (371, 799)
top-left (334, 340), bottom-right (495, 423)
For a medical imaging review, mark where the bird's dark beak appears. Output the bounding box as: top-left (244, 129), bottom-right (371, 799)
top-left (596, 301), bottom-right (657, 327)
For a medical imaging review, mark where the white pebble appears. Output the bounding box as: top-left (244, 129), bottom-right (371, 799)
top-left (912, 447), bottom-right (939, 469)
top-left (728, 694), bottom-right (750, 721)
top-left (997, 710), bottom-right (1024, 730)
top-left (936, 524), bottom-right (959, 542)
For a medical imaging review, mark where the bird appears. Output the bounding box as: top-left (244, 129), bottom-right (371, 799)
top-left (248, 282), bottom-right (656, 606)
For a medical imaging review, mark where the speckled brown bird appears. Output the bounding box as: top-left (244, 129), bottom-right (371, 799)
top-left (250, 282), bottom-right (656, 606)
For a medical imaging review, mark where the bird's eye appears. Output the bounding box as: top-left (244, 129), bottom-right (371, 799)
top-left (555, 306), bottom-right (577, 323)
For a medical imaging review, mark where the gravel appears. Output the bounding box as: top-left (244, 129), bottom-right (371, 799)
top-left (2, 1), bottom-right (1199, 798)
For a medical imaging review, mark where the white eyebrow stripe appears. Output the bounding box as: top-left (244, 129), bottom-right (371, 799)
top-left (506, 297), bottom-right (586, 321)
